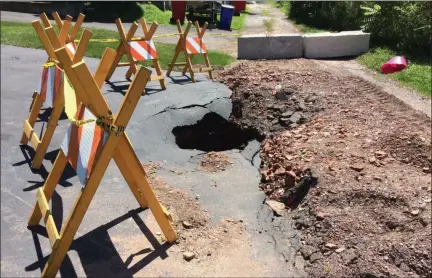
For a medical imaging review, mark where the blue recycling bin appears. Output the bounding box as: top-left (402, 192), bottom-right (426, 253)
top-left (219, 4), bottom-right (234, 30)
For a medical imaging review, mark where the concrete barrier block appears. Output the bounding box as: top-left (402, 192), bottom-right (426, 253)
top-left (238, 34), bottom-right (303, 60)
top-left (303, 31), bottom-right (370, 59)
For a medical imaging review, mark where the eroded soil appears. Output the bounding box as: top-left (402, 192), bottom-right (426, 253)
top-left (215, 60), bottom-right (432, 278)
top-left (135, 163), bottom-right (282, 277)
top-left (199, 152), bottom-right (233, 173)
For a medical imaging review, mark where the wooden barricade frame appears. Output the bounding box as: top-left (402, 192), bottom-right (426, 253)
top-left (166, 20), bottom-right (213, 83)
top-left (105, 18), bottom-right (166, 89)
top-left (27, 44), bottom-right (177, 278)
top-left (39, 11), bottom-right (85, 44)
top-left (20, 18), bottom-right (100, 169)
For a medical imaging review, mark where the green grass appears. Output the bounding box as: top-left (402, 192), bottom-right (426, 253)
top-left (269, 1), bottom-right (330, 33)
top-left (0, 21), bottom-right (235, 69)
top-left (140, 3), bottom-right (173, 26)
top-left (271, 1), bottom-right (290, 16)
top-left (263, 18), bottom-right (276, 33)
top-left (262, 9), bottom-right (271, 17)
top-left (267, 1), bottom-right (280, 9)
top-left (358, 47), bottom-right (432, 97)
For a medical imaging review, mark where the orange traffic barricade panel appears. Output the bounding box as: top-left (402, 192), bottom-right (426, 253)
top-left (166, 20), bottom-right (213, 83)
top-left (106, 18), bottom-right (167, 90)
top-left (27, 45), bottom-right (177, 278)
top-left (20, 12), bottom-right (92, 169)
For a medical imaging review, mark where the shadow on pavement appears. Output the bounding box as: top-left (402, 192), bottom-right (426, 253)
top-left (14, 145), bottom-right (77, 190)
top-left (106, 80), bottom-right (165, 96)
top-left (25, 208), bottom-right (173, 277)
top-left (35, 108), bottom-right (69, 123)
top-left (167, 75), bottom-right (200, 85)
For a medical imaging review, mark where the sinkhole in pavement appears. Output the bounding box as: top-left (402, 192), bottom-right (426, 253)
top-left (172, 112), bottom-right (264, 152)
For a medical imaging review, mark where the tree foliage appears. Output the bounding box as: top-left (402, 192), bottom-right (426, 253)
top-left (281, 1), bottom-right (432, 58)
top-left (84, 1), bottom-right (144, 23)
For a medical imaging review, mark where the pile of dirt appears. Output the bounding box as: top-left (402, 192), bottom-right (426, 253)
top-left (199, 152), bottom-right (233, 172)
top-left (214, 60), bottom-right (432, 278)
top-left (215, 62), bottom-right (325, 135)
top-left (143, 163), bottom-right (245, 261)
top-left (259, 127), bottom-right (319, 201)
top-left (376, 131), bottom-right (431, 170)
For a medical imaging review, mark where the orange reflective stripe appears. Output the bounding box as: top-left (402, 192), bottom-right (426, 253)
top-left (143, 41), bottom-right (158, 59)
top-left (129, 40), bottom-right (158, 61)
top-left (86, 124), bottom-right (104, 180)
top-left (186, 37), bottom-right (207, 54)
top-left (40, 67), bottom-right (49, 101)
top-left (67, 105), bottom-right (85, 169)
top-left (185, 39), bottom-right (197, 54)
top-left (53, 67), bottom-right (63, 104)
top-left (193, 37), bottom-right (207, 53)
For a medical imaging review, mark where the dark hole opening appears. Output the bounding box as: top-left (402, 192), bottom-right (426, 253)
top-left (172, 113), bottom-right (264, 152)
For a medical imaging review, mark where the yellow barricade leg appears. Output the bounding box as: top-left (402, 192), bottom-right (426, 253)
top-left (167, 20), bottom-right (213, 83)
top-left (27, 45), bottom-right (177, 278)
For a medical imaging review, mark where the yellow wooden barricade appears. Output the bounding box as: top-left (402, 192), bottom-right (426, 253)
top-left (166, 20), bottom-right (213, 83)
top-left (106, 18), bottom-right (166, 89)
top-left (20, 14), bottom-right (94, 169)
top-left (39, 11), bottom-right (85, 45)
top-left (27, 44), bottom-right (177, 278)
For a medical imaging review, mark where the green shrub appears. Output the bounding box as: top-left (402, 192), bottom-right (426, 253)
top-left (288, 2), bottom-right (364, 31)
top-left (280, 1), bottom-right (432, 58)
top-left (362, 2), bottom-right (432, 58)
top-left (84, 1), bottom-right (144, 22)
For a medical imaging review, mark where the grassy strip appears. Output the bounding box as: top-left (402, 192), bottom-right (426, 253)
top-left (0, 21), bottom-right (236, 69)
top-left (358, 48), bottom-right (431, 97)
top-left (263, 18), bottom-right (276, 33)
top-left (262, 9), bottom-right (271, 17)
top-left (270, 1), bottom-right (329, 33)
top-left (291, 23), bottom-right (329, 34)
top-left (140, 3), bottom-right (174, 26)
top-left (267, 1), bottom-right (280, 9)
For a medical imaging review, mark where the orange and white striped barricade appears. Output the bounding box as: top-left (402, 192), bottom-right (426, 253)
top-left (20, 18), bottom-right (113, 170)
top-left (26, 11), bottom-right (84, 113)
top-left (106, 18), bottom-right (166, 89)
top-left (166, 20), bottom-right (213, 83)
top-left (27, 46), bottom-right (177, 278)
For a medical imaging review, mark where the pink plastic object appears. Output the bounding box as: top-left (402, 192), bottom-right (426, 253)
top-left (381, 56), bottom-right (408, 74)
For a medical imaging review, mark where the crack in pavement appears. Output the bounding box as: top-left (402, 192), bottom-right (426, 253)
top-left (250, 149), bottom-right (261, 168)
top-left (255, 203), bottom-right (302, 267)
top-left (146, 97), bottom-right (231, 119)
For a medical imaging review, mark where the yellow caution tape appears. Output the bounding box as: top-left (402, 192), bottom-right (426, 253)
top-left (73, 32), bottom-right (232, 43)
top-left (43, 58), bottom-right (57, 68)
top-left (74, 38), bottom-right (119, 43)
top-left (64, 77), bottom-right (125, 134)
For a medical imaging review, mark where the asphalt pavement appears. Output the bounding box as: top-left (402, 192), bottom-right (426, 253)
top-left (1, 45), bottom-right (302, 277)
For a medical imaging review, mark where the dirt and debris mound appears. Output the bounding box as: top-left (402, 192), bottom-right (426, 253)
top-left (199, 152), bottom-right (233, 172)
top-left (215, 62), bottom-right (326, 135)
top-left (215, 59), bottom-right (432, 278)
top-left (144, 162), bottom-right (209, 229)
top-left (142, 163), bottom-right (246, 261)
top-left (376, 131), bottom-right (432, 170)
top-left (259, 127), bottom-right (319, 201)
